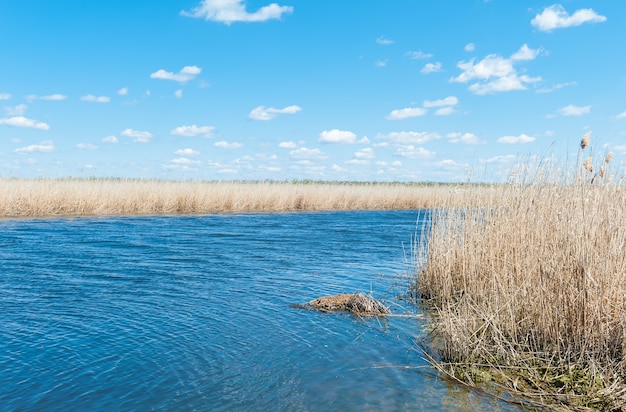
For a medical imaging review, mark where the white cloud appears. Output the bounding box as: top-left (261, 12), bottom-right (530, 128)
top-left (0, 116), bottom-right (50, 130)
top-left (0, 93), bottom-right (10, 100)
top-left (170, 157), bottom-right (201, 165)
top-left (174, 89), bottom-right (183, 98)
top-left (451, 44), bottom-right (542, 94)
top-left (354, 147), bottom-right (374, 159)
top-left (121, 128), bottom-right (153, 143)
top-left (182, 0), bottom-right (293, 24)
top-left (175, 148), bottom-right (200, 156)
top-left (497, 133), bottom-right (536, 144)
top-left (150, 66), bottom-right (202, 83)
top-left (396, 145), bottom-right (435, 159)
top-left (382, 131), bottom-right (440, 144)
top-left (375, 60), bottom-right (388, 68)
top-left (279, 141), bottom-right (297, 149)
top-left (118, 87), bottom-right (129, 96)
top-left (481, 154), bottom-right (516, 164)
top-left (214, 141), bottom-right (243, 149)
top-left (447, 132), bottom-right (480, 144)
top-left (435, 107), bottom-right (454, 116)
top-left (464, 43), bottom-right (475, 52)
top-left (15, 141), bottom-right (54, 153)
top-left (77, 143), bottom-right (98, 150)
top-left (4, 104), bottom-right (27, 116)
top-left (557, 104), bottom-right (591, 116)
top-left (102, 135), bottom-right (118, 143)
top-left (536, 81), bottom-right (577, 93)
top-left (26, 94), bottom-right (67, 102)
top-left (249, 105), bottom-right (301, 120)
top-left (423, 96), bottom-right (458, 107)
top-left (616, 111), bottom-right (626, 120)
top-left (376, 36), bottom-right (394, 45)
top-left (405, 51), bottom-right (432, 60)
top-left (421, 62), bottom-right (442, 74)
top-left (531, 4), bottom-right (607, 32)
top-left (81, 94), bottom-right (110, 103)
top-left (386, 107), bottom-right (427, 120)
top-left (171, 124), bottom-right (215, 137)
top-left (289, 147), bottom-right (328, 160)
top-left (319, 129), bottom-right (357, 144)
top-left (511, 44), bottom-right (542, 60)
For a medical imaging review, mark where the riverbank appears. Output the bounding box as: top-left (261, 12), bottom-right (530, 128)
top-left (413, 138), bottom-right (626, 410)
top-left (0, 178), bottom-right (495, 218)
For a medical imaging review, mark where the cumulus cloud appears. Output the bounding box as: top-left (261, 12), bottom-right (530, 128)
top-left (382, 131), bottom-right (440, 144)
top-left (616, 111), bottom-right (626, 120)
top-left (214, 141), bottom-right (243, 149)
top-left (118, 87), bottom-right (129, 96)
top-left (464, 43), bottom-right (475, 52)
top-left (450, 44), bottom-right (542, 95)
top-left (170, 157), bottom-right (201, 165)
top-left (150, 66), bottom-right (202, 83)
top-left (557, 104), bottom-right (591, 116)
top-left (354, 147), bottom-right (374, 159)
top-left (376, 36), bottom-right (394, 45)
top-left (174, 89), bottom-right (183, 98)
top-left (289, 147), bottom-right (328, 160)
top-left (15, 141), bottom-right (54, 153)
top-left (0, 93), bottom-right (10, 100)
top-left (319, 129), bottom-right (357, 144)
top-left (421, 62), bottom-right (442, 74)
top-left (396, 146), bottom-right (435, 159)
top-left (375, 60), bottom-right (388, 68)
top-left (170, 124), bottom-right (215, 137)
top-left (121, 128), bottom-right (153, 143)
top-left (182, 0), bottom-right (293, 24)
top-left (386, 107), bottom-right (427, 120)
top-left (405, 51), bottom-right (432, 60)
top-left (497, 133), bottom-right (536, 144)
top-left (102, 135), bottom-right (118, 144)
top-left (25, 94), bottom-right (67, 102)
top-left (279, 141), bottom-right (297, 149)
top-left (77, 143), bottom-right (98, 150)
top-left (4, 104), bottom-right (27, 116)
top-left (447, 132), bottom-right (480, 144)
top-left (423, 96), bottom-right (458, 107)
top-left (81, 94), bottom-right (110, 103)
top-left (175, 148), bottom-right (200, 156)
top-left (531, 4), bottom-right (607, 32)
top-left (249, 105), bottom-right (301, 120)
top-left (0, 116), bottom-right (50, 130)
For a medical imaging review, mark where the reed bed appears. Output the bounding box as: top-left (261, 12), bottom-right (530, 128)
top-left (0, 178), bottom-right (488, 218)
top-left (414, 135), bottom-right (626, 410)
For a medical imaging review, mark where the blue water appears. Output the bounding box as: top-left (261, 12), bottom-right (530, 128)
top-left (0, 211), bottom-right (521, 411)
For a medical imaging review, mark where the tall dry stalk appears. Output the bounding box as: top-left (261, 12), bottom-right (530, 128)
top-left (414, 139), bottom-right (626, 410)
top-left (0, 179), bottom-right (481, 218)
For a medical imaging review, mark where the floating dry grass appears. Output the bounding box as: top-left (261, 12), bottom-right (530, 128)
top-left (0, 178), bottom-right (493, 218)
top-left (413, 135), bottom-right (626, 410)
top-left (293, 293), bottom-right (391, 316)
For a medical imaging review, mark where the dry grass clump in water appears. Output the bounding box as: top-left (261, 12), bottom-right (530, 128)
top-left (0, 179), bottom-right (486, 218)
top-left (302, 293), bottom-right (391, 316)
top-left (414, 134), bottom-right (626, 410)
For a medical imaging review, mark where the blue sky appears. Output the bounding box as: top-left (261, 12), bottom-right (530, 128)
top-left (1, 1), bottom-right (624, 182)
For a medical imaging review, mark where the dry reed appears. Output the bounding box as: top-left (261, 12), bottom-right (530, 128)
top-left (414, 135), bottom-right (626, 410)
top-left (0, 179), bottom-right (490, 218)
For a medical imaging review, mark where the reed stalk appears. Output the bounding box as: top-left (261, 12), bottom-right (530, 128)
top-left (414, 135), bottom-right (626, 410)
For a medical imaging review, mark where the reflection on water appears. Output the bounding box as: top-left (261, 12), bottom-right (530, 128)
top-left (0, 211), bottom-right (521, 411)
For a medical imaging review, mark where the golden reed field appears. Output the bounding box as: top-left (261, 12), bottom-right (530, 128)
top-left (414, 134), bottom-right (626, 410)
top-left (0, 178), bottom-right (490, 218)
